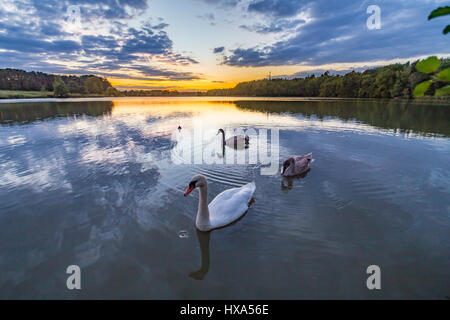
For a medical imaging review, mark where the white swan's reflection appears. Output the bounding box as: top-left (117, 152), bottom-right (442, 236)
top-left (189, 229), bottom-right (211, 280)
top-left (188, 196), bottom-right (256, 280)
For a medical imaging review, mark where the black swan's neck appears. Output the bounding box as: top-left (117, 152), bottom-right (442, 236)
top-left (219, 129), bottom-right (226, 145)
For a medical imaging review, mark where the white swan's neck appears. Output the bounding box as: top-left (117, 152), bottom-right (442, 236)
top-left (196, 185), bottom-right (210, 229)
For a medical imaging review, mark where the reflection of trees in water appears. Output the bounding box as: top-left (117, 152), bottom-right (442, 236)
top-left (0, 101), bottom-right (114, 125)
top-left (235, 100), bottom-right (450, 137)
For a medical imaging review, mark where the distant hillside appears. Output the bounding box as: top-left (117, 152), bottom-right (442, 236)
top-left (0, 69), bottom-right (205, 98)
top-left (207, 59), bottom-right (450, 99)
top-left (0, 69), bottom-right (116, 95)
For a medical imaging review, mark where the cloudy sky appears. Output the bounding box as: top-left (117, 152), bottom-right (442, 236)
top-left (0, 0), bottom-right (448, 90)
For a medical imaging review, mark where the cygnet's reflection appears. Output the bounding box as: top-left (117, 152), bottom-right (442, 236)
top-left (281, 170), bottom-right (310, 191)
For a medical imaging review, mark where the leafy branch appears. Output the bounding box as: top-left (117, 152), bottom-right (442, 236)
top-left (413, 7), bottom-right (450, 97)
top-left (413, 57), bottom-right (450, 97)
top-left (428, 6), bottom-right (450, 34)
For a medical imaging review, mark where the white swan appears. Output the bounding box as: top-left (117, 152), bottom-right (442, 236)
top-left (184, 174), bottom-right (256, 231)
top-left (217, 128), bottom-right (249, 149)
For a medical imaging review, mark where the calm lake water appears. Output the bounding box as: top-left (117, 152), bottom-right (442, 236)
top-left (0, 97), bottom-right (449, 299)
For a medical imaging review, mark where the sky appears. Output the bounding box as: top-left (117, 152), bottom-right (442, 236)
top-left (0, 0), bottom-right (448, 91)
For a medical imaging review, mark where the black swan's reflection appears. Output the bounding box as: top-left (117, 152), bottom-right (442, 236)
top-left (281, 170), bottom-right (310, 191)
top-left (189, 229), bottom-right (211, 280)
top-left (216, 144), bottom-right (225, 158)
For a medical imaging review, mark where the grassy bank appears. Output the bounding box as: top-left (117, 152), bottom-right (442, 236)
top-left (1, 90), bottom-right (448, 103)
top-left (0, 90), bottom-right (54, 99)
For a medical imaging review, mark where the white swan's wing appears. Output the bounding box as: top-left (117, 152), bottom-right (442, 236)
top-left (208, 182), bottom-right (256, 229)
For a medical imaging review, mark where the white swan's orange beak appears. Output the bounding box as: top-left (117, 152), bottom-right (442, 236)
top-left (184, 186), bottom-right (195, 196)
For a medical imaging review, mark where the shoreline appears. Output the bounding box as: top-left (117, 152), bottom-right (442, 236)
top-left (0, 95), bottom-right (449, 105)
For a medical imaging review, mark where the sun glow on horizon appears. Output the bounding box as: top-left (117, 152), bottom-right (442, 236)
top-left (106, 53), bottom-right (450, 91)
top-left (2, 0), bottom-right (448, 92)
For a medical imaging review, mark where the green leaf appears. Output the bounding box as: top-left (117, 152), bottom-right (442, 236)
top-left (444, 25), bottom-right (450, 34)
top-left (437, 68), bottom-right (450, 82)
top-left (416, 56), bottom-right (440, 73)
top-left (413, 80), bottom-right (432, 97)
top-left (428, 6), bottom-right (450, 20)
top-left (435, 85), bottom-right (450, 97)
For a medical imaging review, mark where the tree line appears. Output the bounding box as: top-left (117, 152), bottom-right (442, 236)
top-left (207, 59), bottom-right (450, 99)
top-left (0, 69), bottom-right (204, 98)
top-left (2, 58), bottom-right (449, 99)
top-left (0, 69), bottom-right (119, 97)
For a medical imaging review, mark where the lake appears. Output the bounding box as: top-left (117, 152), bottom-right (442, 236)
top-left (0, 97), bottom-right (449, 299)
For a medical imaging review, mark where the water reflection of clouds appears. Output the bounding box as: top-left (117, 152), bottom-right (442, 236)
top-left (0, 150), bottom-right (72, 193)
top-left (81, 143), bottom-right (133, 166)
top-left (1, 99), bottom-right (449, 298)
top-left (0, 134), bottom-right (27, 147)
top-left (58, 118), bottom-right (116, 138)
top-left (7, 135), bottom-right (27, 146)
top-left (2, 99), bottom-right (441, 211)
top-left (428, 168), bottom-right (450, 194)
